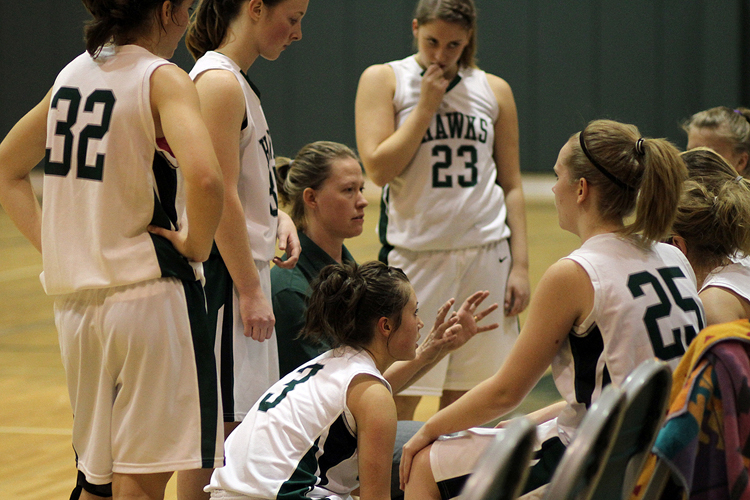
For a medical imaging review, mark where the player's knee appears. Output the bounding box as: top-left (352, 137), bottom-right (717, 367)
top-left (404, 445), bottom-right (440, 500)
top-left (411, 445), bottom-right (435, 483)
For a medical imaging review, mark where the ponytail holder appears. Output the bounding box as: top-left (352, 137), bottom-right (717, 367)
top-left (635, 138), bottom-right (645, 156)
top-left (736, 175), bottom-right (744, 183)
top-left (288, 159), bottom-right (294, 168)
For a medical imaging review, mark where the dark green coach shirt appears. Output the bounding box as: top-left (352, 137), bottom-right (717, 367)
top-left (271, 231), bottom-right (355, 377)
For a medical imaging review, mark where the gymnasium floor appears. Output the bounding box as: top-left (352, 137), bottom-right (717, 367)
top-left (0, 174), bottom-right (579, 499)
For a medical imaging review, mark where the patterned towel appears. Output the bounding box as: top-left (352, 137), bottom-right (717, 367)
top-left (631, 320), bottom-right (750, 500)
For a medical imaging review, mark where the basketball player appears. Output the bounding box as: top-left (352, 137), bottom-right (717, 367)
top-left (354, 0), bottom-right (530, 420)
top-left (206, 261), bottom-right (451, 500)
top-left (671, 148), bottom-right (750, 325)
top-left (683, 106), bottom-right (750, 177)
top-left (178, 1), bottom-right (305, 498)
top-left (400, 120), bottom-right (705, 499)
top-left (0, 1), bottom-right (224, 499)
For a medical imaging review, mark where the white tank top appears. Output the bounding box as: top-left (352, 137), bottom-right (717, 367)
top-left (380, 55), bottom-right (510, 252)
top-left (190, 51), bottom-right (278, 261)
top-left (207, 347), bottom-right (391, 499)
top-left (41, 45), bottom-right (196, 294)
top-left (552, 233), bottom-right (705, 443)
top-left (700, 261), bottom-right (750, 305)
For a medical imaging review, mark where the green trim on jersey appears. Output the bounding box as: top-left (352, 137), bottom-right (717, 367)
top-left (277, 437), bottom-right (322, 499)
top-left (182, 279), bottom-right (221, 468)
top-left (149, 151), bottom-right (196, 282)
top-left (149, 233), bottom-right (196, 282)
top-left (378, 186), bottom-right (394, 264)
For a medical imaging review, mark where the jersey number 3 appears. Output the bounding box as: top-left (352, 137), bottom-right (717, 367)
top-left (45, 87), bottom-right (116, 182)
top-left (628, 267), bottom-right (704, 360)
top-left (258, 364), bottom-right (324, 412)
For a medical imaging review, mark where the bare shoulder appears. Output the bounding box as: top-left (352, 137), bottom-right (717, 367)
top-left (700, 285), bottom-right (746, 325)
top-left (193, 69), bottom-right (244, 107)
top-left (347, 373), bottom-right (393, 412)
top-left (357, 63), bottom-right (396, 94)
top-left (540, 258), bottom-right (594, 312)
top-left (151, 64), bottom-right (195, 96)
top-left (484, 72), bottom-right (515, 107)
top-left (485, 73), bottom-right (512, 94)
top-left (545, 257), bottom-right (590, 285)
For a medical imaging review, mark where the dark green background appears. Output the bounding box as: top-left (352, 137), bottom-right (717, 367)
top-left (2, 1), bottom-right (747, 171)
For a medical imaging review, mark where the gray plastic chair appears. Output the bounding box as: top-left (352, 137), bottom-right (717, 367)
top-left (459, 417), bottom-right (538, 500)
top-left (589, 359), bottom-right (672, 500)
top-left (543, 385), bottom-right (627, 500)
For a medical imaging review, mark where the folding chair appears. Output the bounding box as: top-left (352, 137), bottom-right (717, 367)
top-left (639, 457), bottom-right (675, 500)
top-left (543, 385), bottom-right (627, 500)
top-left (459, 417), bottom-right (538, 500)
top-left (589, 359), bottom-right (672, 500)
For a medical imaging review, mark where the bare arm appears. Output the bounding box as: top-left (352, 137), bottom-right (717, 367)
top-left (354, 63), bottom-right (448, 187)
top-left (385, 291), bottom-right (499, 393)
top-left (700, 286), bottom-right (749, 325)
top-left (495, 400), bottom-right (567, 428)
top-left (400, 259), bottom-right (593, 486)
top-left (150, 65), bottom-right (223, 263)
top-left (348, 375), bottom-right (397, 500)
top-left (488, 74), bottom-right (530, 317)
top-left (194, 69), bottom-right (273, 341)
top-left (0, 90), bottom-right (51, 252)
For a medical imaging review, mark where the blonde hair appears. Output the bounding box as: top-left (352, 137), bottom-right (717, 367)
top-left (568, 119), bottom-right (687, 245)
top-left (275, 141), bottom-right (360, 230)
top-left (673, 148), bottom-right (750, 270)
top-left (682, 106), bottom-right (750, 176)
top-left (413, 0), bottom-right (478, 68)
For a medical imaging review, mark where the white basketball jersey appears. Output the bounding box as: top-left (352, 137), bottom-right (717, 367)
top-left (190, 51), bottom-right (278, 261)
top-left (380, 55), bottom-right (510, 252)
top-left (700, 261), bottom-right (750, 304)
top-left (41, 45), bottom-right (194, 295)
top-left (552, 234), bottom-right (705, 443)
top-left (207, 347), bottom-right (390, 499)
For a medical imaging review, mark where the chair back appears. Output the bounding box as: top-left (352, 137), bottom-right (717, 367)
top-left (544, 385), bottom-right (627, 500)
top-left (459, 417), bottom-right (537, 500)
top-left (590, 359), bottom-right (672, 500)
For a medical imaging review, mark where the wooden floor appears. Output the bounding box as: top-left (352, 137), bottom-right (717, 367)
top-left (0, 177), bottom-right (579, 499)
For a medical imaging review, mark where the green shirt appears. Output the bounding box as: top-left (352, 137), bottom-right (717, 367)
top-left (271, 232), bottom-right (355, 377)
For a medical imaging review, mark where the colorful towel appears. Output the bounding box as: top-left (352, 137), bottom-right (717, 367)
top-left (630, 320), bottom-right (750, 500)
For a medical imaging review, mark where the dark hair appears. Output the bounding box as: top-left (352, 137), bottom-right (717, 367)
top-left (302, 262), bottom-right (411, 351)
top-left (568, 119), bottom-right (687, 245)
top-left (682, 106), bottom-right (750, 176)
top-left (81, 0), bottom-right (185, 56)
top-left (413, 0), bottom-right (478, 68)
top-left (185, 0), bottom-right (287, 59)
top-left (673, 148), bottom-right (750, 270)
top-left (275, 141), bottom-right (361, 230)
